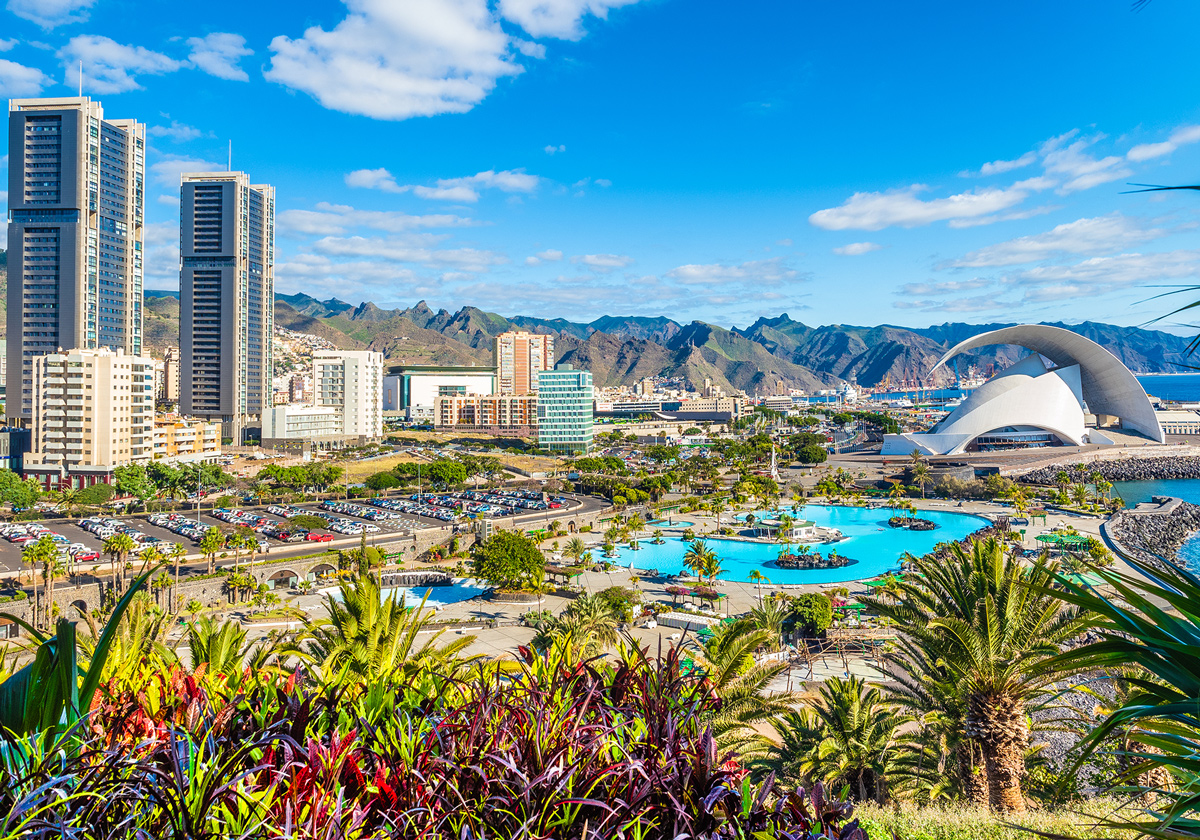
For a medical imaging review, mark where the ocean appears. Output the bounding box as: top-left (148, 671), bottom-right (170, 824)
top-left (1137, 373), bottom-right (1200, 402)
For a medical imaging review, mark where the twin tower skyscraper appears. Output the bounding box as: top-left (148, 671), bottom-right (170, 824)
top-left (6, 97), bottom-right (274, 442)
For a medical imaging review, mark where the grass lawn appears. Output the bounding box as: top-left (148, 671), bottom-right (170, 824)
top-left (341, 452), bottom-right (422, 481)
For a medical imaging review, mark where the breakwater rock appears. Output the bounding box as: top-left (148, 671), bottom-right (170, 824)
top-left (1021, 457), bottom-right (1200, 485)
top-left (1108, 498), bottom-right (1200, 566)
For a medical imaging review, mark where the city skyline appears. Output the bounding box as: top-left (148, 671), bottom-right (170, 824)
top-left (2, 2), bottom-right (1200, 330)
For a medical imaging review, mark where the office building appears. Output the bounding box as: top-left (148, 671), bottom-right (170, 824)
top-left (152, 415), bottom-right (221, 463)
top-left (384, 364), bottom-right (496, 421)
top-left (23, 348), bottom-right (154, 489)
top-left (314, 349), bottom-right (384, 439)
top-left (434, 393), bottom-right (537, 434)
top-left (161, 345), bottom-right (181, 401)
top-left (261, 404), bottom-right (345, 454)
top-left (179, 171), bottom-right (274, 442)
top-left (537, 365), bottom-right (594, 454)
top-left (6, 97), bottom-right (146, 424)
top-left (495, 331), bottom-right (553, 395)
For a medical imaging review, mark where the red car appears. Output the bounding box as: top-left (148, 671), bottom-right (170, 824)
top-left (72, 550), bottom-right (100, 562)
top-left (305, 532), bottom-right (334, 542)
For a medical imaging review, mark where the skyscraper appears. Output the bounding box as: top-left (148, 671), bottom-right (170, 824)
top-left (536, 365), bottom-right (594, 454)
top-left (494, 331), bottom-right (554, 395)
top-left (179, 172), bottom-right (274, 442)
top-left (313, 350), bottom-right (384, 439)
top-left (6, 97), bottom-right (146, 424)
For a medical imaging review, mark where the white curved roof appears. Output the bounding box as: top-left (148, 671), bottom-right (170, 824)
top-left (932, 324), bottom-right (1164, 443)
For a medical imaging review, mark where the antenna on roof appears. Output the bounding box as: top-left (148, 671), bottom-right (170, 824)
top-left (228, 140), bottom-right (232, 172)
top-left (78, 60), bottom-right (82, 97)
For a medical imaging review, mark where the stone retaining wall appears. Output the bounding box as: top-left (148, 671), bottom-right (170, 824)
top-left (1106, 496), bottom-right (1200, 566)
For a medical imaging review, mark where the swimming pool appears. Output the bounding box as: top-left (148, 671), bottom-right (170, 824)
top-left (323, 578), bottom-right (487, 608)
top-left (648, 519), bottom-right (694, 528)
top-left (611, 504), bottom-right (989, 584)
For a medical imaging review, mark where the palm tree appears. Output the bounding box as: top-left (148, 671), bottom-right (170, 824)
top-left (305, 575), bottom-right (476, 681)
top-left (711, 499), bottom-right (726, 528)
top-left (563, 537), bottom-right (586, 563)
top-left (1054, 469), bottom-right (1071, 498)
top-left (911, 462), bottom-right (931, 499)
top-left (626, 513), bottom-right (644, 539)
top-left (199, 527), bottom-right (224, 575)
top-left (1071, 482), bottom-right (1089, 508)
top-left (859, 537), bottom-right (1089, 813)
top-left (747, 569), bottom-right (768, 605)
top-left (748, 595), bottom-right (786, 649)
top-left (652, 528), bottom-right (664, 544)
top-left (774, 675), bottom-right (900, 804)
top-left (24, 536), bottom-right (58, 628)
top-left (184, 617), bottom-right (251, 674)
top-left (102, 531), bottom-right (137, 597)
top-left (56, 486), bottom-right (81, 518)
top-left (683, 540), bottom-right (717, 580)
top-left (693, 619), bottom-right (797, 753)
top-left (533, 594), bottom-right (620, 657)
top-left (168, 542), bottom-right (187, 611)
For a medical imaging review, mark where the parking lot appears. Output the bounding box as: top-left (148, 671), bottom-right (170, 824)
top-left (0, 490), bottom-right (582, 581)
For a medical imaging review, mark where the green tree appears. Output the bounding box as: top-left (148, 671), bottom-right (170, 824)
top-left (563, 537), bottom-right (586, 563)
top-left (114, 464), bottom-right (155, 506)
top-left (860, 537), bottom-right (1089, 813)
top-left (683, 540), bottom-right (717, 580)
top-left (184, 617), bottom-right (250, 674)
top-left (0, 469), bottom-right (41, 509)
top-left (797, 444), bottom-right (828, 464)
top-left (789, 592), bottom-right (833, 637)
top-left (426, 460), bottom-right (468, 487)
top-left (365, 471), bottom-right (402, 493)
top-left (471, 530), bottom-right (545, 592)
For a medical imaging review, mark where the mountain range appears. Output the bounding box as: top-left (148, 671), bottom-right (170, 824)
top-left (0, 257), bottom-right (1176, 393)
top-left (143, 289), bottom-right (1193, 394)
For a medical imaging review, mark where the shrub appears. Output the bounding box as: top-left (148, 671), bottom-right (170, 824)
top-left (287, 513), bottom-right (329, 531)
top-left (596, 586), bottom-right (641, 622)
top-left (77, 482), bottom-right (116, 505)
top-left (472, 530), bottom-right (544, 591)
top-left (789, 592), bottom-right (833, 637)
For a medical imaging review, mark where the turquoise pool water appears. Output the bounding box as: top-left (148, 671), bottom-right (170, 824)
top-left (611, 504), bottom-right (989, 584)
top-left (648, 519), bottom-right (694, 527)
top-left (324, 578), bottom-right (488, 608)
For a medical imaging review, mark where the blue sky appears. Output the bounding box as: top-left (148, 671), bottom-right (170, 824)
top-left (4, 0), bottom-right (1200, 331)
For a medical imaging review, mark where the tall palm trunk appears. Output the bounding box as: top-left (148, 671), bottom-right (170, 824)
top-left (968, 691), bottom-right (1028, 813)
top-left (957, 737), bottom-right (989, 807)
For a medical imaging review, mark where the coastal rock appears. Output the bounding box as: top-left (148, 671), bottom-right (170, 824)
top-left (1108, 500), bottom-right (1200, 567)
top-left (1021, 457), bottom-right (1200, 485)
top-left (888, 516), bottom-right (937, 531)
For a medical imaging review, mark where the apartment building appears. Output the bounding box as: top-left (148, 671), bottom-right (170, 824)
top-left (161, 345), bottom-right (181, 401)
top-left (6, 97), bottom-right (146, 424)
top-left (434, 394), bottom-right (537, 434)
top-left (152, 415), bottom-right (221, 464)
top-left (24, 348), bottom-right (154, 489)
top-left (179, 171), bottom-right (274, 442)
top-left (313, 350), bottom-right (384, 439)
top-left (494, 331), bottom-right (553, 395)
top-left (537, 365), bottom-right (594, 454)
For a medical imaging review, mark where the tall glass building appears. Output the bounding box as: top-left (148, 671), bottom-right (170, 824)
top-left (179, 172), bottom-right (274, 443)
top-left (6, 97), bottom-right (146, 424)
top-left (536, 365), bottom-right (594, 454)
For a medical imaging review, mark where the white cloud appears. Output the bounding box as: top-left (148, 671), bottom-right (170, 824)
top-left (186, 32), bottom-right (252, 82)
top-left (1127, 124), bottom-right (1200, 162)
top-left (0, 38), bottom-right (17, 51)
top-left (893, 294), bottom-right (1010, 314)
top-left (411, 168), bottom-right (539, 202)
top-left (544, 144), bottom-right (566, 154)
top-left (975, 151), bottom-right (1037, 176)
top-left (1008, 250), bottom-right (1200, 302)
top-left (949, 213), bottom-right (1165, 268)
top-left (59, 35), bottom-right (182, 94)
top-left (525, 248), bottom-right (563, 265)
top-left (809, 183), bottom-right (1033, 231)
top-left (898, 278), bottom-right (993, 296)
top-left (265, 0), bottom-right (522, 120)
top-left (0, 58), bottom-right (51, 97)
top-left (311, 235), bottom-right (508, 272)
top-left (833, 241), bottom-right (880, 256)
top-left (572, 253), bottom-right (633, 272)
top-left (8, 0), bottom-right (94, 28)
top-left (498, 0), bottom-right (642, 39)
top-left (142, 221), bottom-right (180, 288)
top-left (345, 167), bottom-right (405, 193)
top-left (148, 155), bottom-right (225, 187)
top-left (595, 178), bottom-right (612, 187)
top-left (1040, 134), bottom-right (1131, 194)
top-left (665, 257), bottom-right (802, 285)
top-left (148, 120), bottom-right (203, 142)
top-left (276, 201), bottom-right (473, 237)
